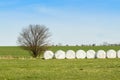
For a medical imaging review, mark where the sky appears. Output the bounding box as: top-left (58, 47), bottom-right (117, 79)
top-left (0, 0), bottom-right (120, 46)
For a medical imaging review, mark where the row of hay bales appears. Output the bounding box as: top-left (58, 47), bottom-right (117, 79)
top-left (44, 49), bottom-right (120, 59)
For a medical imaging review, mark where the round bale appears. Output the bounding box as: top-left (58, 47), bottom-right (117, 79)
top-left (117, 50), bottom-right (120, 58)
top-left (96, 50), bottom-right (106, 58)
top-left (107, 49), bottom-right (116, 58)
top-left (86, 50), bottom-right (96, 59)
top-left (66, 50), bottom-right (75, 59)
top-left (76, 50), bottom-right (86, 59)
top-left (55, 50), bottom-right (65, 59)
top-left (44, 51), bottom-right (54, 60)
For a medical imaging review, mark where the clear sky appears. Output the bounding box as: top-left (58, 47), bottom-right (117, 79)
top-left (0, 0), bottom-right (120, 46)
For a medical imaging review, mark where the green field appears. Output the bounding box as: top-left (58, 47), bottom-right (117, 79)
top-left (0, 46), bottom-right (120, 80)
top-left (50, 46), bottom-right (120, 52)
top-left (0, 59), bottom-right (120, 80)
top-left (0, 46), bottom-right (120, 57)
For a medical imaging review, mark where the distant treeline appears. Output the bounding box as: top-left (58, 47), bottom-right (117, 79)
top-left (52, 43), bottom-right (120, 47)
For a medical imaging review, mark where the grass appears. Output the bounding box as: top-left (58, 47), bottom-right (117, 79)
top-left (0, 46), bottom-right (120, 80)
top-left (0, 46), bottom-right (30, 57)
top-left (50, 46), bottom-right (120, 52)
top-left (0, 59), bottom-right (120, 80)
top-left (0, 46), bottom-right (120, 57)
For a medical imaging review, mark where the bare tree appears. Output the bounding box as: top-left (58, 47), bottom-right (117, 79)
top-left (18, 24), bottom-right (51, 58)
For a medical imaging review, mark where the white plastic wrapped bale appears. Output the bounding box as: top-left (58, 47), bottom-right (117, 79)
top-left (117, 50), bottom-right (120, 58)
top-left (66, 50), bottom-right (75, 59)
top-left (96, 50), bottom-right (106, 58)
top-left (44, 51), bottom-right (54, 60)
top-left (55, 50), bottom-right (65, 59)
top-left (86, 50), bottom-right (96, 59)
top-left (76, 50), bottom-right (86, 59)
top-left (107, 49), bottom-right (116, 58)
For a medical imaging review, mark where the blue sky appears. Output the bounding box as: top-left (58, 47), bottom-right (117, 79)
top-left (0, 0), bottom-right (120, 46)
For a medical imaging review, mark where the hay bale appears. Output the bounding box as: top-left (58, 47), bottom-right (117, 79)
top-left (107, 49), bottom-right (116, 58)
top-left (76, 50), bottom-right (86, 59)
top-left (55, 50), bottom-right (65, 59)
top-left (44, 51), bottom-right (54, 59)
top-left (66, 50), bottom-right (75, 59)
top-left (86, 50), bottom-right (96, 59)
top-left (117, 50), bottom-right (120, 58)
top-left (96, 50), bottom-right (106, 58)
